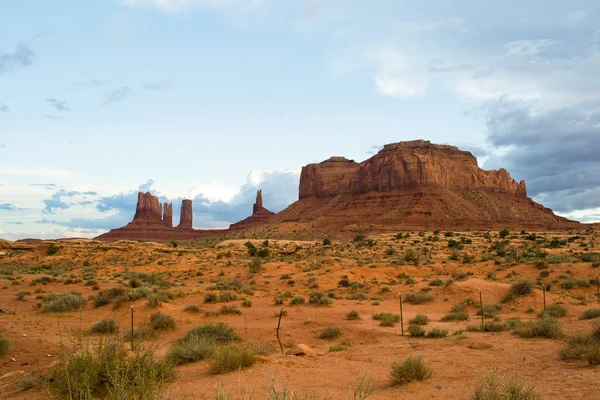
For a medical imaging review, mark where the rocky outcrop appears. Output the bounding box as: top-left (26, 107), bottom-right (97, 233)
top-left (299, 141), bottom-right (526, 199)
top-left (229, 190), bottom-right (275, 229)
top-left (177, 199), bottom-right (193, 229)
top-left (162, 203), bottom-right (173, 227)
top-left (134, 192), bottom-right (163, 221)
top-left (275, 140), bottom-right (577, 232)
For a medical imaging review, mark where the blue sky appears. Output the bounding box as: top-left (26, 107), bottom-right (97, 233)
top-left (1, 0), bottom-right (600, 240)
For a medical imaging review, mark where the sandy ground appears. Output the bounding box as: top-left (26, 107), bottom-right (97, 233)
top-left (1, 230), bottom-right (599, 399)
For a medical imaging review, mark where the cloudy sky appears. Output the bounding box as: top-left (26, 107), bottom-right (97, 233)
top-left (1, 0), bottom-right (600, 240)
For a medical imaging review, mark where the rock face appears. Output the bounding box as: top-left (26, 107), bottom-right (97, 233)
top-left (229, 190), bottom-right (275, 229)
top-left (274, 140), bottom-right (577, 231)
top-left (178, 199), bottom-right (193, 229)
top-left (299, 141), bottom-right (526, 199)
top-left (162, 203), bottom-right (173, 227)
top-left (134, 192), bottom-right (163, 221)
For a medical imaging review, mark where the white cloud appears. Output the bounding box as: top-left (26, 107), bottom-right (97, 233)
top-left (565, 11), bottom-right (586, 28)
top-left (189, 182), bottom-right (237, 202)
top-left (372, 50), bottom-right (430, 98)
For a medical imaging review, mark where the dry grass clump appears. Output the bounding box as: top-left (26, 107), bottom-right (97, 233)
top-left (389, 356), bottom-right (432, 385)
top-left (42, 293), bottom-right (85, 313)
top-left (88, 319), bottom-right (118, 334)
top-left (470, 370), bottom-right (540, 400)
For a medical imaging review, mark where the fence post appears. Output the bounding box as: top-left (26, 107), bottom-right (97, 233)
top-left (276, 309), bottom-right (284, 354)
top-left (399, 294), bottom-right (404, 336)
top-left (131, 305), bottom-right (134, 351)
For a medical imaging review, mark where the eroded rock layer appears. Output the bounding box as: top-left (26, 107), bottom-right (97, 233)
top-left (229, 190), bottom-right (275, 229)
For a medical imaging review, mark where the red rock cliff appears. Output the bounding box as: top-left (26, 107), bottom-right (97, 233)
top-left (177, 199), bottom-right (193, 229)
top-left (162, 203), bottom-right (173, 227)
top-left (299, 140), bottom-right (526, 199)
top-left (133, 192), bottom-right (163, 221)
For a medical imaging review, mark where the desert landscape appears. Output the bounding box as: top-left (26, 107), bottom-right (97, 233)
top-left (1, 141), bottom-right (600, 399)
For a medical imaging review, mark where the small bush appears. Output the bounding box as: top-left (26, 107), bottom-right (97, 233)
top-left (329, 342), bottom-right (351, 352)
top-left (319, 325), bottom-right (342, 340)
top-left (470, 370), bottom-right (540, 400)
top-left (404, 293), bottom-right (433, 304)
top-left (512, 317), bottom-right (562, 339)
top-left (149, 312), bottom-right (176, 331)
top-left (241, 300), bottom-right (252, 308)
top-left (346, 310), bottom-right (360, 320)
top-left (409, 314), bottom-right (429, 326)
top-left (42, 293), bottom-right (85, 313)
top-left (289, 295), bottom-right (305, 305)
top-left (46, 244), bottom-right (60, 256)
top-left (94, 287), bottom-right (125, 307)
top-left (502, 280), bottom-right (533, 302)
top-left (539, 304), bottom-right (567, 318)
top-left (184, 304), bottom-right (202, 313)
top-left (88, 319), bottom-right (118, 334)
top-left (389, 355), bottom-right (432, 385)
top-left (408, 324), bottom-right (426, 337)
top-left (0, 333), bottom-right (9, 357)
top-left (309, 291), bottom-right (332, 305)
top-left (373, 312), bottom-right (400, 327)
top-left (219, 305), bottom-right (242, 315)
top-left (209, 346), bottom-right (257, 375)
top-left (167, 336), bottom-right (218, 365)
top-left (183, 323), bottom-right (240, 345)
top-left (477, 304), bottom-right (501, 318)
top-left (467, 322), bottom-right (507, 332)
top-left (429, 279), bottom-right (443, 287)
top-left (441, 311), bottom-right (469, 321)
top-left (580, 309), bottom-right (600, 320)
top-left (426, 327), bottom-right (448, 338)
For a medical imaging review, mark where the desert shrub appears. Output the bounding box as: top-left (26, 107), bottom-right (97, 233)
top-left (149, 312), bottom-right (176, 331)
top-left (349, 292), bottom-right (368, 301)
top-left (477, 304), bottom-right (502, 318)
top-left (404, 293), bottom-right (433, 304)
top-left (204, 293), bottom-right (218, 303)
top-left (389, 355), bottom-right (432, 385)
top-left (247, 340), bottom-right (276, 355)
top-left (183, 323), bottom-right (240, 345)
top-left (512, 317), bottom-right (562, 339)
top-left (167, 336), bottom-right (218, 365)
top-left (467, 322), bottom-right (507, 332)
top-left (88, 319), bottom-right (118, 334)
top-left (470, 370), bottom-right (540, 400)
top-left (94, 287), bottom-right (125, 307)
top-left (42, 293), bottom-right (85, 313)
top-left (43, 336), bottom-right (174, 399)
top-left (429, 279), bottom-right (443, 287)
top-left (426, 327), bottom-right (448, 338)
top-left (208, 345), bottom-right (257, 375)
top-left (408, 324), bottom-right (426, 337)
top-left (124, 326), bottom-right (155, 341)
top-left (309, 291), bottom-right (332, 305)
top-left (322, 238), bottom-right (332, 246)
top-left (502, 280), bottom-right (533, 302)
top-left (46, 244), bottom-right (60, 256)
top-left (329, 342), bottom-right (351, 352)
top-left (241, 300), bottom-right (252, 308)
top-left (289, 295), bottom-right (305, 305)
top-left (16, 290), bottom-right (30, 300)
top-left (559, 326), bottom-right (600, 365)
top-left (346, 310), bottom-right (360, 320)
top-left (219, 305), bottom-right (242, 315)
top-left (0, 333), bottom-right (9, 357)
top-left (184, 304), bottom-right (202, 313)
top-left (218, 291), bottom-right (238, 303)
top-left (319, 325), bottom-right (342, 340)
top-left (499, 229), bottom-right (510, 238)
top-left (580, 309), bottom-right (600, 320)
top-left (441, 311), bottom-right (469, 321)
top-left (539, 304), bottom-right (567, 318)
top-left (409, 314), bottom-right (429, 325)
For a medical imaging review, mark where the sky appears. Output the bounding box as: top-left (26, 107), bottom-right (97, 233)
top-left (1, 0), bottom-right (600, 240)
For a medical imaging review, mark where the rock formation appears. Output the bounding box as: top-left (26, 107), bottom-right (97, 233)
top-left (133, 192), bottom-right (163, 221)
top-left (177, 199), bottom-right (193, 229)
top-left (274, 140), bottom-right (578, 232)
top-left (162, 203), bottom-right (173, 227)
top-left (229, 190), bottom-right (275, 229)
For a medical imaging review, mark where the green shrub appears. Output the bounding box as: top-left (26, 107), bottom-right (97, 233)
top-left (46, 244), bottom-right (60, 256)
top-left (429, 279), bottom-right (443, 287)
top-left (441, 311), bottom-right (469, 321)
top-left (208, 346), bottom-right (257, 375)
top-left (467, 322), bottom-right (507, 332)
top-left (0, 333), bottom-right (9, 357)
top-left (502, 280), bottom-right (533, 302)
top-left (42, 293), bottom-right (85, 313)
top-left (409, 314), bottom-right (429, 325)
top-left (373, 312), bottom-right (400, 327)
top-left (319, 325), bottom-right (342, 340)
top-left (329, 342), bottom-right (351, 352)
top-left (470, 370), bottom-right (540, 400)
top-left (539, 304), bottom-right (567, 318)
top-left (289, 295), bottom-right (305, 305)
top-left (309, 291), bottom-right (332, 305)
top-left (322, 238), bottom-right (332, 246)
top-left (43, 335), bottom-right (174, 399)
top-left (512, 317), bottom-right (562, 339)
top-left (16, 290), bottom-right (30, 300)
top-left (94, 287), bottom-right (125, 307)
top-left (241, 300), bottom-right (252, 308)
top-left (389, 355), bottom-right (432, 385)
top-left (426, 327), bottom-right (448, 338)
top-left (580, 309), bottom-right (600, 320)
top-left (166, 336), bottom-right (218, 365)
top-left (408, 324), bottom-right (426, 337)
top-left (88, 319), bottom-right (118, 334)
top-left (149, 312), bottom-right (176, 331)
top-left (477, 304), bottom-right (501, 318)
top-left (219, 305), bottom-right (242, 315)
top-left (346, 310), bottom-right (360, 320)
top-left (218, 291), bottom-right (238, 303)
top-left (404, 293), bottom-right (433, 304)
top-left (183, 323), bottom-right (240, 345)
top-left (204, 293), bottom-right (218, 303)
top-left (184, 304), bottom-right (202, 313)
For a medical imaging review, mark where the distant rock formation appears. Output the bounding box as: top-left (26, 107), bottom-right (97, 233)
top-left (274, 140), bottom-right (577, 231)
top-left (178, 199), bottom-right (193, 229)
top-left (134, 192), bottom-right (163, 221)
top-left (229, 190), bottom-right (275, 229)
top-left (162, 203), bottom-right (173, 227)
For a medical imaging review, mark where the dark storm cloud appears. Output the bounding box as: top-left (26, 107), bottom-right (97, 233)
top-left (42, 189), bottom-right (98, 214)
top-left (46, 98), bottom-right (70, 112)
top-left (0, 44), bottom-right (34, 74)
top-left (484, 99), bottom-right (600, 212)
top-left (103, 87), bottom-right (131, 105)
